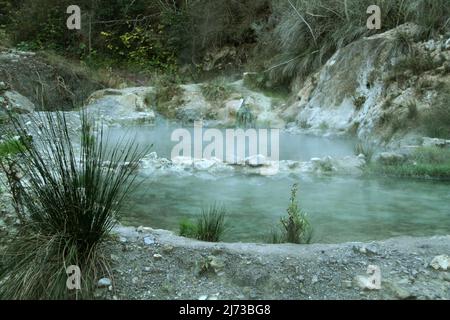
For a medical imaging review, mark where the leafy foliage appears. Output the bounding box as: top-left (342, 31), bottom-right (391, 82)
top-left (270, 184), bottom-right (312, 244)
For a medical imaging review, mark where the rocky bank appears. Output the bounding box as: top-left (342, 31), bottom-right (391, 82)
top-left (97, 226), bottom-right (450, 300)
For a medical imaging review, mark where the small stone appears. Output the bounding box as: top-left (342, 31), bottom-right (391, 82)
top-left (198, 295), bottom-right (208, 300)
top-left (162, 244), bottom-right (174, 253)
top-left (0, 82), bottom-right (9, 92)
top-left (153, 254), bottom-right (163, 260)
top-left (208, 255), bottom-right (225, 272)
top-left (97, 278), bottom-right (112, 288)
top-left (143, 236), bottom-right (155, 246)
top-left (207, 293), bottom-right (220, 300)
top-left (132, 277), bottom-right (139, 284)
top-left (311, 275), bottom-right (319, 284)
top-left (430, 255), bottom-right (450, 271)
top-left (353, 266), bottom-right (382, 291)
top-left (144, 267), bottom-right (151, 272)
top-left (119, 237), bottom-right (127, 243)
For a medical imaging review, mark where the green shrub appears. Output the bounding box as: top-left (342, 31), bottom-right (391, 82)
top-left (154, 75), bottom-right (184, 118)
top-left (271, 184), bottom-right (312, 244)
top-left (368, 146), bottom-right (450, 179)
top-left (201, 78), bottom-right (232, 103)
top-left (0, 111), bottom-right (149, 299)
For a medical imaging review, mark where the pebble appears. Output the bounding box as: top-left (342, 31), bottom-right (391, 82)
top-left (162, 245), bottom-right (174, 253)
top-left (119, 237), bottom-right (127, 243)
top-left (153, 254), bottom-right (163, 260)
top-left (97, 278), bottom-right (112, 288)
top-left (311, 275), bottom-right (319, 284)
top-left (143, 236), bottom-right (155, 246)
top-left (394, 286), bottom-right (413, 300)
top-left (430, 255), bottom-right (450, 271)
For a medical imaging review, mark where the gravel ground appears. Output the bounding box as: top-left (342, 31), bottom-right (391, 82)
top-left (99, 226), bottom-right (450, 300)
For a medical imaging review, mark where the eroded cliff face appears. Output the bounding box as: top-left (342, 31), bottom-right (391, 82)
top-left (282, 23), bottom-right (450, 145)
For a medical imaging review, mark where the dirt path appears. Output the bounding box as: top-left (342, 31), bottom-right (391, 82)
top-left (101, 226), bottom-right (450, 300)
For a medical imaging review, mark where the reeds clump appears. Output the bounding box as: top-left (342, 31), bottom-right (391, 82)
top-left (0, 111), bottom-right (149, 299)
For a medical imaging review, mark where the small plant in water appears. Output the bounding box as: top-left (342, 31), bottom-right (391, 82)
top-left (196, 205), bottom-right (227, 242)
top-left (354, 140), bottom-right (376, 163)
top-left (236, 102), bottom-right (255, 128)
top-left (281, 184), bottom-right (312, 244)
top-left (180, 205), bottom-right (227, 242)
top-left (269, 184), bottom-right (312, 244)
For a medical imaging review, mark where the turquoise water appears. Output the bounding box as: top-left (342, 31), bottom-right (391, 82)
top-left (123, 173), bottom-right (450, 243)
top-left (109, 124), bottom-right (450, 244)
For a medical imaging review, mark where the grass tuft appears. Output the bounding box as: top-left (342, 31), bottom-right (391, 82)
top-left (354, 140), bottom-right (376, 163)
top-left (0, 111), bottom-right (150, 299)
top-left (196, 205), bottom-right (227, 243)
top-left (179, 204), bottom-right (227, 243)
